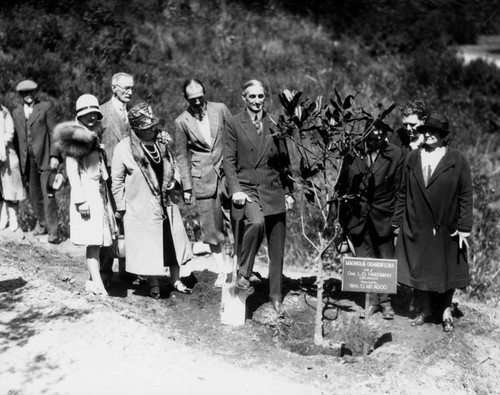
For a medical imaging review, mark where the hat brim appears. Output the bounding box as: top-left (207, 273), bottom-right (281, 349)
top-left (417, 124), bottom-right (449, 136)
top-left (131, 118), bottom-right (159, 130)
top-left (76, 108), bottom-right (103, 120)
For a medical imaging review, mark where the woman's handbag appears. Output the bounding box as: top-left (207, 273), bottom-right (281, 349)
top-left (333, 226), bottom-right (356, 256)
top-left (112, 221), bottom-right (126, 259)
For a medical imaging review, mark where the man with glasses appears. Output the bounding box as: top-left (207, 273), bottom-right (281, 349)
top-left (223, 79), bottom-right (295, 316)
top-left (100, 72), bottom-right (134, 169)
top-left (99, 72), bottom-right (134, 286)
top-left (12, 79), bottom-right (61, 243)
top-left (174, 79), bottom-right (232, 288)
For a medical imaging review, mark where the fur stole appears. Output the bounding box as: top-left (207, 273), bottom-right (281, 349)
top-left (54, 121), bottom-right (98, 159)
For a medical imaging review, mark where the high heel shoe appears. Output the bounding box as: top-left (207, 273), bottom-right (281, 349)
top-left (174, 280), bottom-right (192, 294)
top-left (442, 318), bottom-right (454, 333)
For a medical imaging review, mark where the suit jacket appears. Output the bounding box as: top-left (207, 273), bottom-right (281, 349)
top-left (100, 98), bottom-right (130, 167)
top-left (12, 100), bottom-right (58, 173)
top-left (174, 101), bottom-right (231, 199)
top-left (335, 142), bottom-right (404, 237)
top-left (223, 110), bottom-right (293, 216)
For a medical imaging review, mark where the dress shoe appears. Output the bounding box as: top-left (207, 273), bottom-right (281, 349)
top-left (272, 300), bottom-right (285, 317)
top-left (382, 305), bottom-right (395, 320)
top-left (442, 318), bottom-right (454, 333)
top-left (48, 234), bottom-right (62, 244)
top-left (33, 224), bottom-right (48, 236)
top-left (149, 285), bottom-right (161, 299)
top-left (235, 274), bottom-right (250, 290)
top-left (360, 305), bottom-right (380, 318)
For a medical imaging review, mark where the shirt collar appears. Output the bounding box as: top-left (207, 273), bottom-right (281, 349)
top-left (111, 95), bottom-right (126, 112)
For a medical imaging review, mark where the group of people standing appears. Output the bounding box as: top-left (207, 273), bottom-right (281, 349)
top-left (336, 100), bottom-right (472, 332)
top-left (0, 76), bottom-right (472, 329)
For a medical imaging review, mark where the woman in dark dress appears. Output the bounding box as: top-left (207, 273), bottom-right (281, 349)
top-left (392, 113), bottom-right (473, 332)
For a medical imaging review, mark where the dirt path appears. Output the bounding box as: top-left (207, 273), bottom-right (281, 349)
top-left (1, 229), bottom-right (500, 395)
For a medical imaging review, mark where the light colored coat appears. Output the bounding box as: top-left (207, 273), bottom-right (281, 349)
top-left (100, 99), bottom-right (130, 167)
top-left (0, 105), bottom-right (26, 201)
top-left (66, 148), bottom-right (116, 247)
top-left (174, 102), bottom-right (231, 198)
top-left (111, 132), bottom-right (192, 276)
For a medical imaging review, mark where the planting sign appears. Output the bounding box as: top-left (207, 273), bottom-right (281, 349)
top-left (341, 257), bottom-right (397, 294)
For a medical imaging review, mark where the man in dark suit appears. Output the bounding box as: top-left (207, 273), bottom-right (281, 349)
top-left (12, 80), bottom-right (61, 243)
top-left (174, 79), bottom-right (232, 288)
top-left (223, 79), bottom-right (294, 316)
top-left (100, 72), bottom-right (134, 170)
top-left (335, 121), bottom-right (404, 319)
top-left (99, 72), bottom-right (134, 284)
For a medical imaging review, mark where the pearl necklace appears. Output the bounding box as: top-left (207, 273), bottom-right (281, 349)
top-left (141, 142), bottom-right (161, 164)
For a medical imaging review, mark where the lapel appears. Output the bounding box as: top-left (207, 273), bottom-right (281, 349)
top-left (239, 111), bottom-right (261, 152)
top-left (255, 113), bottom-right (274, 166)
top-left (426, 148), bottom-right (454, 188)
top-left (207, 102), bottom-right (219, 149)
top-left (110, 105), bottom-right (127, 142)
top-left (28, 102), bottom-right (42, 127)
top-left (185, 110), bottom-right (211, 149)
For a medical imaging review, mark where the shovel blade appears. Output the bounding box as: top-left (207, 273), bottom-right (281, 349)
top-left (220, 284), bottom-right (247, 326)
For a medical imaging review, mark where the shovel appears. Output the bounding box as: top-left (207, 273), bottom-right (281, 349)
top-left (220, 202), bottom-right (249, 326)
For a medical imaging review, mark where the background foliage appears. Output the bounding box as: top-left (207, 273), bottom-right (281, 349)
top-left (1, 0), bottom-right (499, 301)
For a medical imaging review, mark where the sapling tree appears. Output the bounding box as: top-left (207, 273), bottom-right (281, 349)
top-left (273, 89), bottom-right (395, 344)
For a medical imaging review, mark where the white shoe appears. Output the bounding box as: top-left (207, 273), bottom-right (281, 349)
top-left (0, 202), bottom-right (8, 230)
top-left (214, 272), bottom-right (227, 288)
top-left (85, 280), bottom-right (108, 297)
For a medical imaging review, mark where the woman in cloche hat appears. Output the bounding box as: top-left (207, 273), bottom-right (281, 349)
top-left (111, 102), bottom-right (192, 299)
top-left (54, 94), bottom-right (117, 297)
top-left (392, 112), bottom-right (473, 333)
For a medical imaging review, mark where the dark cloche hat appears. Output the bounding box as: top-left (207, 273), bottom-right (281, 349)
top-left (417, 112), bottom-right (450, 136)
top-left (128, 102), bottom-right (159, 131)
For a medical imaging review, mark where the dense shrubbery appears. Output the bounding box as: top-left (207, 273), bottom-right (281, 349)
top-left (1, 0), bottom-right (499, 301)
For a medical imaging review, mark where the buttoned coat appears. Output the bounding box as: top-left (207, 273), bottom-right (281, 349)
top-left (335, 142), bottom-right (404, 237)
top-left (223, 111), bottom-right (293, 216)
top-left (100, 99), bottom-right (130, 167)
top-left (12, 100), bottom-right (58, 173)
top-left (392, 148), bottom-right (473, 292)
top-left (112, 132), bottom-right (192, 276)
top-left (174, 101), bottom-right (231, 198)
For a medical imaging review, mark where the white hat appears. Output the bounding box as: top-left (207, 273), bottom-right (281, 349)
top-left (75, 94), bottom-right (103, 120)
top-left (16, 80), bottom-right (38, 92)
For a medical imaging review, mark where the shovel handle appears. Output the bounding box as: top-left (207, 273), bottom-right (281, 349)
top-left (231, 201), bottom-right (246, 285)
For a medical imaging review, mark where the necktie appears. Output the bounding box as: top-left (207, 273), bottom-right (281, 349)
top-left (424, 164), bottom-right (432, 186)
top-left (253, 116), bottom-right (262, 135)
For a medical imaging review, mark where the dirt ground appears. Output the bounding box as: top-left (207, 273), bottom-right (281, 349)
top-left (1, 229), bottom-right (500, 395)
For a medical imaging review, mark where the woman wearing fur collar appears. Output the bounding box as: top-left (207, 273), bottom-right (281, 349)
top-left (111, 102), bottom-right (192, 299)
top-left (54, 94), bottom-right (117, 296)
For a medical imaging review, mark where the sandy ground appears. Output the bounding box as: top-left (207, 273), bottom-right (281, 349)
top-left (1, 228), bottom-right (500, 395)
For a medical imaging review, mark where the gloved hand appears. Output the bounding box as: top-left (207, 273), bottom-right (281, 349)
top-left (451, 230), bottom-right (470, 249)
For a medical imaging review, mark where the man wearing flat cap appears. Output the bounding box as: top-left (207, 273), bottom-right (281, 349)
top-left (12, 79), bottom-right (61, 243)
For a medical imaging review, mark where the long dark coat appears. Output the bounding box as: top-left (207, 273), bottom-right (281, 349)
top-left (223, 111), bottom-right (293, 216)
top-left (335, 142), bottom-right (404, 238)
top-left (392, 147), bottom-right (473, 292)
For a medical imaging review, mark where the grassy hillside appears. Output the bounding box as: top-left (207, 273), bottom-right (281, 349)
top-left (1, 0), bottom-right (499, 301)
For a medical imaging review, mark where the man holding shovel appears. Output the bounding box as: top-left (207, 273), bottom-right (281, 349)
top-left (223, 79), bottom-right (294, 316)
